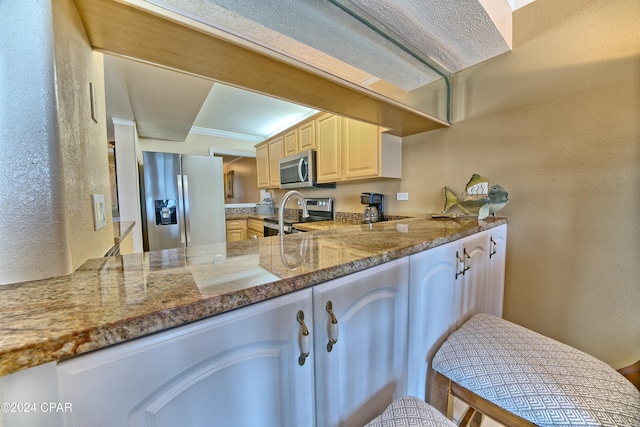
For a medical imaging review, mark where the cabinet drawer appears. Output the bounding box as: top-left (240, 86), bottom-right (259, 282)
top-left (226, 219), bottom-right (246, 230)
top-left (247, 218), bottom-right (264, 232)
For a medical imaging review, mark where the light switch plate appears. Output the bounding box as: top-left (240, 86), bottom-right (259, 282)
top-left (396, 192), bottom-right (409, 201)
top-left (92, 194), bottom-right (107, 230)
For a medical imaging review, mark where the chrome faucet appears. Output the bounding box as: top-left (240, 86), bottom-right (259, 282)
top-left (279, 190), bottom-right (309, 235)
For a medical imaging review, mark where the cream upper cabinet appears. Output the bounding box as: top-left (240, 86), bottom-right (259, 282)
top-left (268, 135), bottom-right (283, 188)
top-left (342, 118), bottom-right (380, 180)
top-left (316, 113), bottom-right (342, 183)
top-left (317, 114), bottom-right (400, 184)
top-left (257, 112), bottom-right (400, 187)
top-left (342, 117), bottom-right (401, 181)
top-left (283, 129), bottom-right (298, 157)
top-left (298, 120), bottom-right (316, 152)
top-left (255, 141), bottom-right (270, 188)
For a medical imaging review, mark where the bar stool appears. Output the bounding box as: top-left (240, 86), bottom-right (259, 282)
top-left (430, 313), bottom-right (640, 427)
top-left (364, 395), bottom-right (458, 427)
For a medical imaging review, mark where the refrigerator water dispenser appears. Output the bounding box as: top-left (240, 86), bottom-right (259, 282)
top-left (154, 200), bottom-right (177, 226)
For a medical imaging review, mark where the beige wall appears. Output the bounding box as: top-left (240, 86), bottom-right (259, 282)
top-left (403, 0), bottom-right (638, 368)
top-left (223, 157), bottom-right (261, 204)
top-left (53, 0), bottom-right (113, 269)
top-left (0, 0), bottom-right (113, 285)
top-left (275, 0), bottom-right (640, 368)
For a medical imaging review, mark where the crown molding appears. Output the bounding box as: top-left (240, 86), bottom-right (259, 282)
top-left (190, 126), bottom-right (264, 143)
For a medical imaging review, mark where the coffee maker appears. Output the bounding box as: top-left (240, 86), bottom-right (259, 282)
top-left (361, 192), bottom-right (385, 223)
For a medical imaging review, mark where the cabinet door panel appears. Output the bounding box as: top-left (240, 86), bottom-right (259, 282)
top-left (313, 258), bottom-right (409, 427)
top-left (298, 120), bottom-right (315, 151)
top-left (268, 136), bottom-right (283, 188)
top-left (407, 242), bottom-right (458, 400)
top-left (284, 129), bottom-right (298, 156)
top-left (486, 224), bottom-right (507, 317)
top-left (457, 232), bottom-right (489, 327)
top-left (255, 142), bottom-right (269, 188)
top-left (58, 290), bottom-right (315, 427)
top-left (342, 118), bottom-right (380, 180)
top-left (316, 114), bottom-right (341, 182)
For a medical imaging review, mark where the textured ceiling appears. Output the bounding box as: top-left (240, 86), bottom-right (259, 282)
top-left (105, 1), bottom-right (533, 145)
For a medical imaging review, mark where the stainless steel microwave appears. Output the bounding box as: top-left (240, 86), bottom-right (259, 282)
top-left (279, 150), bottom-right (335, 189)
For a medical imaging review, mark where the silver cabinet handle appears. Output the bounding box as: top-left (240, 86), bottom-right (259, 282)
top-left (326, 301), bottom-right (339, 352)
top-left (463, 248), bottom-right (471, 273)
top-left (297, 310), bottom-right (310, 366)
top-left (183, 174), bottom-right (191, 244)
top-left (177, 175), bottom-right (186, 244)
top-left (455, 251), bottom-right (465, 279)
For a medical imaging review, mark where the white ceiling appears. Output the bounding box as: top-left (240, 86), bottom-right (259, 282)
top-left (104, 0), bottom-right (534, 147)
top-left (104, 56), bottom-right (318, 145)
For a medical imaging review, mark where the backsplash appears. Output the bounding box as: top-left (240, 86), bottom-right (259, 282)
top-left (225, 207), bottom-right (412, 222)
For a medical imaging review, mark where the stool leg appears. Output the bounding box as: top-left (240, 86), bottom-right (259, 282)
top-left (432, 372), bottom-right (454, 420)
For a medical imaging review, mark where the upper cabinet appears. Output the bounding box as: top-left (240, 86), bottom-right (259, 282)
top-left (316, 114), bottom-right (343, 183)
top-left (298, 120), bottom-right (315, 152)
top-left (256, 112), bottom-right (402, 188)
top-left (255, 141), bottom-right (270, 188)
top-left (317, 115), bottom-right (401, 184)
top-left (267, 136), bottom-right (283, 189)
top-left (283, 129), bottom-right (298, 157)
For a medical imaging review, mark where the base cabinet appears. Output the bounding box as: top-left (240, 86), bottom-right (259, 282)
top-left (406, 226), bottom-right (507, 401)
top-left (313, 258), bottom-right (409, 427)
top-left (486, 224), bottom-right (508, 317)
top-left (58, 290), bottom-right (315, 427)
top-left (0, 228), bottom-right (505, 427)
top-left (247, 218), bottom-right (264, 239)
top-left (226, 219), bottom-right (247, 241)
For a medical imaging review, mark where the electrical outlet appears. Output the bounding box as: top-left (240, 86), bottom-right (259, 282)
top-left (396, 192), bottom-right (409, 201)
top-left (92, 194), bottom-right (106, 230)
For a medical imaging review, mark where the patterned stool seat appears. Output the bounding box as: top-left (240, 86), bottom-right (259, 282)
top-left (432, 313), bottom-right (640, 426)
top-left (364, 396), bottom-right (457, 427)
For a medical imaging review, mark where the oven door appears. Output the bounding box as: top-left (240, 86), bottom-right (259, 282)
top-left (265, 220), bottom-right (304, 236)
top-left (264, 220), bottom-right (281, 236)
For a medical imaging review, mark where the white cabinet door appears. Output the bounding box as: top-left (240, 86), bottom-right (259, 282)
top-left (485, 224), bottom-right (508, 317)
top-left (407, 240), bottom-right (459, 401)
top-left (0, 362), bottom-right (63, 427)
top-left (457, 231), bottom-right (490, 327)
top-left (407, 228), bottom-right (500, 401)
top-left (58, 289), bottom-right (315, 427)
top-left (312, 258), bottom-right (409, 427)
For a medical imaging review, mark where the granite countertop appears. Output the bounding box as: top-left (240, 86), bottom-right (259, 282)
top-left (225, 213), bottom-right (276, 221)
top-left (293, 219), bottom-right (366, 232)
top-left (0, 216), bottom-right (507, 377)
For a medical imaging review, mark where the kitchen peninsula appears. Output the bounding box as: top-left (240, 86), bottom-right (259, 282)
top-left (0, 216), bottom-right (507, 427)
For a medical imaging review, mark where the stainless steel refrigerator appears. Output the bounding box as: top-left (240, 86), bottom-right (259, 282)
top-left (141, 151), bottom-right (226, 251)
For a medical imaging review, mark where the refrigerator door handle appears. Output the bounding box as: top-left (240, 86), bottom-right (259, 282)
top-left (183, 174), bottom-right (192, 244)
top-left (177, 175), bottom-right (186, 244)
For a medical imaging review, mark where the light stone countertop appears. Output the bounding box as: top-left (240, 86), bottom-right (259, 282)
top-left (0, 216), bottom-right (507, 377)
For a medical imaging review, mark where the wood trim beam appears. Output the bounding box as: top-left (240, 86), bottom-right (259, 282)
top-left (72, 0), bottom-right (448, 137)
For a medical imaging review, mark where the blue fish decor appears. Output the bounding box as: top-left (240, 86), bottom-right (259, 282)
top-left (442, 174), bottom-right (509, 220)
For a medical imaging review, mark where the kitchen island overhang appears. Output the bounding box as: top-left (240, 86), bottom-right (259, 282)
top-left (0, 216), bottom-right (508, 377)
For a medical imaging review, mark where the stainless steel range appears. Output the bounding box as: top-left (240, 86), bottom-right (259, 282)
top-left (264, 197), bottom-right (334, 236)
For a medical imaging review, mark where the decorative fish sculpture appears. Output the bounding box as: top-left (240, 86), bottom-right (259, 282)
top-left (442, 174), bottom-right (509, 220)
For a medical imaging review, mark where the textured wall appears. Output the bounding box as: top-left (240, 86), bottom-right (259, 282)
top-left (52, 0), bottom-right (114, 270)
top-left (399, 0), bottom-right (639, 368)
top-left (0, 1), bottom-right (71, 283)
top-left (0, 0), bottom-right (113, 285)
top-left (275, 0), bottom-right (640, 368)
